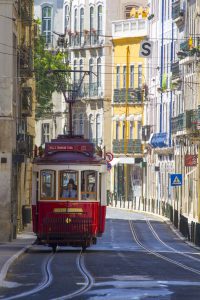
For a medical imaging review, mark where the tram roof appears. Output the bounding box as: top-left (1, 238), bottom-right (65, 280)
top-left (34, 135), bottom-right (106, 165)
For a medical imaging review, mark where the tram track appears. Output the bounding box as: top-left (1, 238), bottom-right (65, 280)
top-left (129, 220), bottom-right (200, 276)
top-left (3, 250), bottom-right (54, 300)
top-left (3, 248), bottom-right (94, 300)
top-left (145, 218), bottom-right (200, 262)
top-left (50, 250), bottom-right (94, 300)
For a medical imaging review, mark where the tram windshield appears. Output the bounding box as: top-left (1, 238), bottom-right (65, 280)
top-left (40, 170), bottom-right (55, 199)
top-left (60, 171), bottom-right (78, 199)
top-left (81, 170), bottom-right (97, 200)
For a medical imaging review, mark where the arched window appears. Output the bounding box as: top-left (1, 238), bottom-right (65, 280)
top-left (90, 6), bottom-right (94, 31)
top-left (129, 122), bottom-right (134, 139)
top-left (89, 58), bottom-right (94, 96)
top-left (80, 8), bottom-right (84, 34)
top-left (64, 5), bottom-right (70, 31)
top-left (96, 114), bottom-right (101, 146)
top-left (74, 8), bottom-right (78, 32)
top-left (122, 122), bottom-right (125, 139)
top-left (97, 5), bottom-right (103, 35)
top-left (89, 114), bottom-right (93, 141)
top-left (79, 113), bottom-right (84, 135)
top-left (97, 57), bottom-right (102, 93)
top-left (42, 6), bottom-right (52, 44)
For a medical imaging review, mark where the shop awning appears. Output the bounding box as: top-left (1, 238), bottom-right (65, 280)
top-left (150, 132), bottom-right (168, 148)
top-left (110, 157), bottom-right (135, 166)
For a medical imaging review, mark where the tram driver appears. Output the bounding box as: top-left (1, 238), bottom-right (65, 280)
top-left (62, 182), bottom-right (77, 198)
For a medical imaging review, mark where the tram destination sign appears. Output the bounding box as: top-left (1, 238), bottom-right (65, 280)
top-left (46, 143), bottom-right (94, 153)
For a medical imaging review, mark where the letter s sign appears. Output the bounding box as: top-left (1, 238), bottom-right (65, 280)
top-left (139, 41), bottom-right (153, 58)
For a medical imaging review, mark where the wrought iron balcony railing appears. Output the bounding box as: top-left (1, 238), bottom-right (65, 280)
top-left (68, 30), bottom-right (104, 48)
top-left (18, 45), bottom-right (33, 76)
top-left (172, 0), bottom-right (184, 27)
top-left (113, 88), bottom-right (143, 104)
top-left (21, 87), bottom-right (32, 117)
top-left (16, 134), bottom-right (33, 158)
top-left (112, 139), bottom-right (142, 154)
top-left (18, 0), bottom-right (33, 25)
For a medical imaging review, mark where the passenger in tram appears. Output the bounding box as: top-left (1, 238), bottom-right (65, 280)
top-left (62, 182), bottom-right (77, 198)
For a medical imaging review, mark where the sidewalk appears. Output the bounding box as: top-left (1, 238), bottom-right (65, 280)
top-left (0, 226), bottom-right (35, 287)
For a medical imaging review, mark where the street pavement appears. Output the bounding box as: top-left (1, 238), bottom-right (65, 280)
top-left (0, 207), bottom-right (200, 289)
top-left (0, 226), bottom-right (35, 288)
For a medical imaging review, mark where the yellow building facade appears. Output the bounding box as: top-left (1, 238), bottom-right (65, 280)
top-left (111, 13), bottom-right (147, 203)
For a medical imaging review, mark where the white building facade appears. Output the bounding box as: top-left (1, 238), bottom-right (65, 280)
top-left (34, 0), bottom-right (67, 146)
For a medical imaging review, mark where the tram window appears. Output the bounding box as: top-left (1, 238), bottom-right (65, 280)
top-left (60, 171), bottom-right (78, 199)
top-left (40, 170), bottom-right (55, 199)
top-left (81, 171), bottom-right (97, 200)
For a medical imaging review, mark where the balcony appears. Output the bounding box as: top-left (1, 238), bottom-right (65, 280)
top-left (112, 19), bottom-right (147, 39)
top-left (171, 110), bottom-right (197, 134)
top-left (21, 87), bottom-right (32, 117)
top-left (172, 0), bottom-right (184, 27)
top-left (18, 0), bottom-right (32, 25)
top-left (16, 134), bottom-right (33, 158)
top-left (113, 88), bottom-right (143, 104)
top-left (68, 31), bottom-right (104, 49)
top-left (112, 139), bottom-right (142, 154)
top-left (171, 113), bottom-right (185, 134)
top-left (18, 45), bottom-right (33, 76)
top-left (188, 108), bottom-right (200, 132)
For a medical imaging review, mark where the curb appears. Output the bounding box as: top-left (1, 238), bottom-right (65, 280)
top-left (0, 244), bottom-right (32, 287)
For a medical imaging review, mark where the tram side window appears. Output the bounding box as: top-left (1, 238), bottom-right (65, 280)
top-left (41, 170), bottom-right (55, 199)
top-left (81, 171), bottom-right (97, 200)
top-left (60, 171), bottom-right (78, 199)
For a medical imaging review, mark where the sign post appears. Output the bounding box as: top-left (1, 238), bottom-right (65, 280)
top-left (139, 40), bottom-right (153, 58)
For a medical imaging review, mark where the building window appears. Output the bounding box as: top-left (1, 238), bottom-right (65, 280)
top-left (64, 5), bottom-right (70, 31)
top-left (123, 66), bottom-right (127, 88)
top-left (96, 114), bottom-right (101, 145)
top-left (89, 114), bottom-right (93, 140)
top-left (80, 7), bottom-right (84, 34)
top-left (138, 65), bottom-right (142, 89)
top-left (130, 65), bottom-right (134, 88)
top-left (41, 123), bottom-right (50, 144)
top-left (79, 59), bottom-right (84, 95)
top-left (116, 66), bottom-right (120, 89)
top-left (137, 121), bottom-right (142, 139)
top-left (73, 114), bottom-right (77, 135)
top-left (42, 6), bottom-right (52, 44)
top-left (116, 122), bottom-right (119, 140)
top-left (130, 122), bottom-right (133, 139)
top-left (124, 5), bottom-right (138, 19)
top-left (90, 6), bottom-right (94, 31)
top-left (74, 8), bottom-right (78, 32)
top-left (89, 58), bottom-right (94, 96)
top-left (97, 5), bottom-right (103, 35)
top-left (122, 122), bottom-right (125, 139)
top-left (97, 57), bottom-right (102, 94)
top-left (79, 113), bottom-right (84, 135)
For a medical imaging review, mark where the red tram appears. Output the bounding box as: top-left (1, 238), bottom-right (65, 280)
top-left (32, 135), bottom-right (107, 251)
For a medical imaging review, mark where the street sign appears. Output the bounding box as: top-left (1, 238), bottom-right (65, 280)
top-left (185, 154), bottom-right (197, 167)
top-left (139, 40), bottom-right (153, 58)
top-left (105, 152), bottom-right (114, 162)
top-left (170, 174), bottom-right (183, 186)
